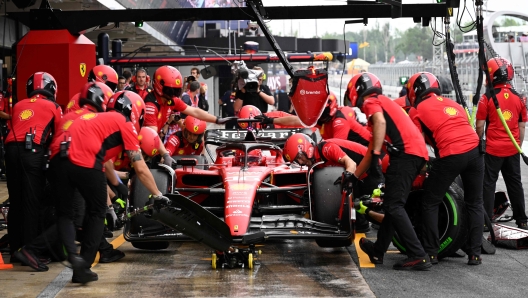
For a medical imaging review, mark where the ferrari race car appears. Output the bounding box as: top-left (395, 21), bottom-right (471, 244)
top-left (123, 124), bottom-right (468, 268)
top-left (123, 125), bottom-right (355, 269)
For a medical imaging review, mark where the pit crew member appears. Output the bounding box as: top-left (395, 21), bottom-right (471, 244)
top-left (88, 65), bottom-right (119, 91)
top-left (5, 72), bottom-right (62, 259)
top-left (407, 72), bottom-right (484, 265)
top-left (165, 115), bottom-right (205, 157)
top-left (476, 58), bottom-right (528, 230)
top-left (126, 68), bottom-right (152, 99)
top-left (50, 92), bottom-right (169, 284)
top-left (348, 72), bottom-right (431, 271)
top-left (143, 65), bottom-right (232, 167)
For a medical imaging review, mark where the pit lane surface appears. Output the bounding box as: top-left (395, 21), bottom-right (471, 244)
top-left (0, 232), bottom-right (374, 297)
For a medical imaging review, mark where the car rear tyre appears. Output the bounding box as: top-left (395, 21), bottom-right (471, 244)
top-left (392, 182), bottom-right (467, 259)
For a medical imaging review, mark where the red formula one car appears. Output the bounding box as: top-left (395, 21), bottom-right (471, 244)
top-left (123, 125), bottom-right (355, 269)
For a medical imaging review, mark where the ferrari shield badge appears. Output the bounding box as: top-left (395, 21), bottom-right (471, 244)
top-left (80, 63), bottom-right (87, 77)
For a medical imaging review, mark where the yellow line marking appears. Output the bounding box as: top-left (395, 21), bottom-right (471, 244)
top-left (91, 234), bottom-right (126, 268)
top-left (354, 233), bottom-right (375, 268)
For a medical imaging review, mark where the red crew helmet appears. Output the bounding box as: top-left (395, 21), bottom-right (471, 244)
top-left (283, 133), bottom-right (316, 163)
top-left (487, 57), bottom-right (514, 85)
top-left (138, 126), bottom-right (160, 156)
top-left (406, 72), bottom-right (442, 106)
top-left (88, 65), bottom-right (119, 91)
top-left (79, 82), bottom-right (114, 112)
top-left (317, 91), bottom-right (338, 125)
top-left (238, 105), bottom-right (262, 129)
top-left (345, 72), bottom-right (382, 109)
top-left (65, 92), bottom-right (81, 114)
top-left (152, 66), bottom-right (183, 99)
top-left (107, 91), bottom-right (145, 132)
top-left (26, 72), bottom-right (57, 101)
top-left (184, 115), bottom-right (206, 135)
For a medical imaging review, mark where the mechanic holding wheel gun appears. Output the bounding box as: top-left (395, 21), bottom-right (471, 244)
top-left (407, 72), bottom-right (484, 266)
top-left (347, 72), bottom-right (432, 271)
top-left (49, 91), bottom-right (171, 284)
top-left (283, 133), bottom-right (385, 233)
top-left (143, 65), bottom-right (235, 167)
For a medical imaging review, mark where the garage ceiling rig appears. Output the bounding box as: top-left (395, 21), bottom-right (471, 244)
top-left (7, 1), bottom-right (460, 36)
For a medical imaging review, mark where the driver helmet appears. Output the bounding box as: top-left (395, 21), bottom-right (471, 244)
top-left (283, 133), bottom-right (316, 163)
top-left (153, 65), bottom-right (183, 100)
top-left (238, 105), bottom-right (262, 129)
top-left (317, 92), bottom-right (338, 126)
top-left (487, 57), bottom-right (514, 85)
top-left (234, 149), bottom-right (263, 167)
top-left (406, 72), bottom-right (442, 107)
top-left (345, 72), bottom-right (382, 109)
top-left (88, 65), bottom-right (119, 91)
top-left (26, 72), bottom-right (57, 101)
top-left (138, 126), bottom-right (160, 156)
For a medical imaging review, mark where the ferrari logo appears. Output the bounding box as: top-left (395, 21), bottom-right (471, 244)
top-left (80, 63), bottom-right (86, 77)
top-left (19, 109), bottom-right (34, 121)
top-left (447, 7), bottom-right (453, 16)
top-left (437, 97), bottom-right (443, 101)
top-left (444, 107), bottom-right (458, 116)
top-left (63, 120), bottom-right (74, 131)
top-left (502, 110), bottom-right (513, 121)
top-left (193, 125), bottom-right (199, 132)
top-left (30, 98), bottom-right (37, 103)
top-left (194, 143), bottom-right (199, 149)
top-left (175, 79), bottom-right (181, 86)
top-left (504, 93), bottom-right (509, 99)
top-left (285, 154), bottom-right (290, 161)
top-left (80, 113), bottom-right (97, 120)
top-left (151, 149), bottom-right (158, 156)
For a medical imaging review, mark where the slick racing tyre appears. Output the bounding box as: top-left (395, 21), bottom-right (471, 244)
top-left (127, 168), bottom-right (171, 250)
top-left (393, 182), bottom-right (467, 259)
top-left (172, 155), bottom-right (207, 170)
top-left (312, 166), bottom-right (353, 248)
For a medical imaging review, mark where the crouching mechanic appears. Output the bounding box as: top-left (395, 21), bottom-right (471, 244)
top-left (143, 66), bottom-right (234, 167)
top-left (50, 92), bottom-right (171, 284)
top-left (165, 116), bottom-right (205, 156)
top-left (347, 72), bottom-right (431, 271)
top-left (407, 72), bottom-right (484, 265)
top-left (283, 133), bottom-right (385, 232)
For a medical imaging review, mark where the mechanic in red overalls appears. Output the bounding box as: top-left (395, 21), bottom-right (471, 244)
top-left (50, 92), bottom-right (169, 284)
top-left (143, 65), bottom-right (233, 167)
top-left (407, 72), bottom-right (484, 266)
top-left (126, 69), bottom-right (152, 99)
top-left (476, 58), bottom-right (528, 231)
top-left (261, 93), bottom-right (371, 146)
top-left (283, 133), bottom-right (385, 232)
top-left (165, 116), bottom-right (205, 156)
top-left (348, 72), bottom-right (431, 271)
top-left (14, 82), bottom-right (126, 271)
top-left (5, 72), bottom-right (62, 260)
